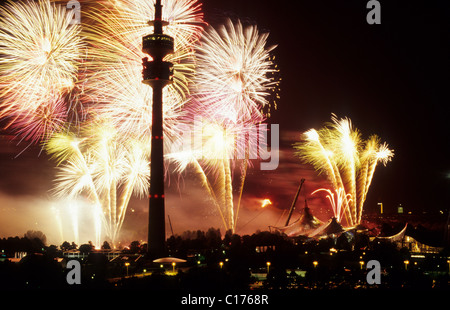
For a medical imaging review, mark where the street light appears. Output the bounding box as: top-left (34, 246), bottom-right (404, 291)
top-left (125, 262), bottom-right (130, 277)
top-left (172, 262), bottom-right (176, 273)
top-left (377, 202), bottom-right (383, 214)
top-left (359, 261), bottom-right (364, 270)
top-left (404, 260), bottom-right (409, 270)
top-left (313, 261), bottom-right (318, 268)
top-left (219, 261), bottom-right (224, 269)
top-left (266, 261), bottom-right (271, 274)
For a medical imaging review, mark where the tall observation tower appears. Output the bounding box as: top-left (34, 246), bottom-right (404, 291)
top-left (142, 0), bottom-right (174, 257)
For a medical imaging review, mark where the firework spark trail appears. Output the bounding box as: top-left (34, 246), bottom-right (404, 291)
top-left (302, 129), bottom-right (341, 189)
top-left (168, 118), bottom-right (238, 231)
top-left (192, 159), bottom-right (228, 230)
top-left (0, 0), bottom-right (84, 144)
top-left (297, 128), bottom-right (353, 224)
top-left (68, 201), bottom-right (79, 245)
top-left (194, 18), bottom-right (278, 122)
top-left (177, 18), bottom-right (278, 232)
top-left (167, 111), bottom-right (268, 232)
top-left (198, 122), bottom-right (234, 221)
top-left (51, 205), bottom-right (65, 244)
top-left (166, 143), bottom-right (230, 230)
top-left (295, 115), bottom-right (394, 226)
top-left (358, 142), bottom-right (393, 222)
top-left (46, 130), bottom-right (108, 240)
top-left (3, 1), bottom-right (276, 239)
top-left (356, 135), bottom-right (379, 223)
top-left (328, 115), bottom-right (361, 225)
top-left (36, 0), bottom-right (203, 244)
top-left (46, 132), bottom-right (102, 204)
top-left (234, 153), bottom-right (249, 230)
top-left (311, 188), bottom-right (352, 223)
top-left (91, 0), bottom-right (204, 50)
top-left (11, 94), bottom-right (69, 144)
top-left (46, 122), bottom-right (149, 246)
top-left (223, 158), bottom-right (234, 230)
top-left (93, 203), bottom-right (102, 248)
top-left (82, 0), bottom-right (204, 144)
top-left (115, 139), bottom-right (151, 235)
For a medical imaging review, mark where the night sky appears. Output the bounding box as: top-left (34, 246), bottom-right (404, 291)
top-left (201, 0), bottom-right (450, 213)
top-left (0, 0), bottom-right (449, 243)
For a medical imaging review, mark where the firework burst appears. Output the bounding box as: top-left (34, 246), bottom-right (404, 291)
top-left (295, 114), bottom-right (394, 226)
top-left (81, 0), bottom-right (204, 143)
top-left (46, 121), bottom-right (150, 246)
top-left (311, 187), bottom-right (352, 223)
top-left (2, 0), bottom-right (278, 240)
top-left (193, 18), bottom-right (279, 122)
top-left (168, 108), bottom-right (264, 231)
top-left (167, 18), bottom-right (279, 232)
top-left (0, 0), bottom-right (84, 143)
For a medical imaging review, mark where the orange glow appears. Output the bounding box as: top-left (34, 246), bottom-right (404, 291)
top-left (261, 198), bottom-right (272, 208)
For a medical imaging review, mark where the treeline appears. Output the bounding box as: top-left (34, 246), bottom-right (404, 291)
top-left (166, 228), bottom-right (289, 258)
top-left (0, 228), bottom-right (289, 256)
top-left (0, 230), bottom-right (47, 256)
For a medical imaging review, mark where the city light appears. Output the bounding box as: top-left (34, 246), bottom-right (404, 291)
top-left (125, 262), bottom-right (130, 277)
top-left (404, 260), bottom-right (410, 270)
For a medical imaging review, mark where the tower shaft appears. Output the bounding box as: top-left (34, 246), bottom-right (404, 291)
top-left (148, 82), bottom-right (165, 257)
top-left (142, 0), bottom-right (174, 257)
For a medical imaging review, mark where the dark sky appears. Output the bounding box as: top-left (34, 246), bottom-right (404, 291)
top-left (0, 0), bottom-right (449, 243)
top-left (202, 0), bottom-right (450, 213)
